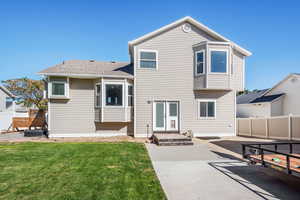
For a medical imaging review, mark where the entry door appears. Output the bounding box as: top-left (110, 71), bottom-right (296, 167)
top-left (153, 101), bottom-right (179, 132)
top-left (166, 102), bottom-right (179, 131)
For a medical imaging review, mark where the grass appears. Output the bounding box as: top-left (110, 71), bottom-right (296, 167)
top-left (0, 142), bottom-right (166, 200)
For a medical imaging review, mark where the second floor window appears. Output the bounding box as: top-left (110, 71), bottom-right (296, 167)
top-left (210, 50), bottom-right (227, 73)
top-left (139, 50), bottom-right (157, 69)
top-left (195, 50), bottom-right (205, 75)
top-left (105, 84), bottom-right (123, 106)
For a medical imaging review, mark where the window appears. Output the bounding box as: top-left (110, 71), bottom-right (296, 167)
top-left (139, 50), bottom-right (157, 69)
top-left (128, 85), bottom-right (133, 106)
top-left (210, 50), bottom-right (227, 73)
top-left (195, 51), bottom-right (205, 75)
top-left (105, 84), bottom-right (123, 106)
top-left (95, 84), bottom-right (101, 107)
top-left (52, 82), bottom-right (65, 96)
top-left (198, 100), bottom-right (216, 118)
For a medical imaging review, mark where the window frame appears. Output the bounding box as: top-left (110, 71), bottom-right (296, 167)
top-left (95, 83), bottom-right (101, 108)
top-left (138, 49), bottom-right (158, 69)
top-left (209, 49), bottom-right (229, 74)
top-left (103, 82), bottom-right (124, 107)
top-left (197, 99), bottom-right (216, 119)
top-left (127, 84), bottom-right (133, 107)
top-left (49, 81), bottom-right (69, 98)
top-left (195, 50), bottom-right (206, 76)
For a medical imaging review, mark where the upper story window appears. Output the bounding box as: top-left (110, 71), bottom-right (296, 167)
top-left (95, 84), bottom-right (101, 107)
top-left (198, 100), bottom-right (216, 119)
top-left (139, 50), bottom-right (158, 69)
top-left (105, 84), bottom-right (123, 106)
top-left (195, 50), bottom-right (205, 75)
top-left (127, 85), bottom-right (133, 106)
top-left (210, 50), bottom-right (228, 73)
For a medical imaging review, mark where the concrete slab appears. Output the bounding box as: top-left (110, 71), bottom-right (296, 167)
top-left (146, 142), bottom-right (300, 200)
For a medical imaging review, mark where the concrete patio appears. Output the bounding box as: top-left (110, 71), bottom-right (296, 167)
top-left (146, 137), bottom-right (300, 200)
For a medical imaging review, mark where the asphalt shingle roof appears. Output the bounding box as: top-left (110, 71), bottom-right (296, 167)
top-left (237, 89), bottom-right (268, 104)
top-left (250, 93), bottom-right (285, 103)
top-left (39, 60), bottom-right (133, 78)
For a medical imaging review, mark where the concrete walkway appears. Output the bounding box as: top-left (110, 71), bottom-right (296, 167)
top-left (146, 141), bottom-right (300, 200)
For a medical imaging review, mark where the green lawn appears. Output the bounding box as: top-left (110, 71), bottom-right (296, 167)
top-left (0, 142), bottom-right (166, 200)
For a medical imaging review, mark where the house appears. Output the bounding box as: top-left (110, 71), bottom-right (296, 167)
top-left (38, 16), bottom-right (251, 138)
top-left (237, 73), bottom-right (300, 118)
top-left (0, 85), bottom-right (16, 112)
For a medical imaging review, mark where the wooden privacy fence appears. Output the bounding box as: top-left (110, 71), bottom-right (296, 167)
top-left (237, 115), bottom-right (300, 140)
top-left (12, 109), bottom-right (47, 131)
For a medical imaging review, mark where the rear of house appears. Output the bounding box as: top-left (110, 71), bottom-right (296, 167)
top-left (39, 16), bottom-right (251, 138)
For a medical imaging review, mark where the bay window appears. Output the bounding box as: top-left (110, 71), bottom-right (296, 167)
top-left (128, 85), bottom-right (133, 106)
top-left (195, 50), bottom-right (205, 75)
top-left (210, 50), bottom-right (228, 73)
top-left (105, 84), bottom-right (123, 106)
top-left (95, 84), bottom-right (101, 107)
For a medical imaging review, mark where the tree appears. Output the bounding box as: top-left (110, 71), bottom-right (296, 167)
top-left (2, 78), bottom-right (47, 110)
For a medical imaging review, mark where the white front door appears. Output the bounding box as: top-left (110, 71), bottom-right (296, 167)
top-left (153, 101), bottom-right (179, 132)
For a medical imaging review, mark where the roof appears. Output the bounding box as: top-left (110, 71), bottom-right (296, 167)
top-left (250, 93), bottom-right (285, 103)
top-left (0, 85), bottom-right (15, 98)
top-left (128, 16), bottom-right (252, 57)
top-left (264, 73), bottom-right (300, 96)
top-left (237, 89), bottom-right (269, 104)
top-left (38, 60), bottom-right (133, 78)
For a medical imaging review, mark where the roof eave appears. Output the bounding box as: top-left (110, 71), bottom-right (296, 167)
top-left (37, 72), bottom-right (134, 79)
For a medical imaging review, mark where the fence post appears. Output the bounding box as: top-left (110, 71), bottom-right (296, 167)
top-left (249, 118), bottom-right (252, 137)
top-left (288, 114), bottom-right (292, 140)
top-left (265, 118), bottom-right (269, 139)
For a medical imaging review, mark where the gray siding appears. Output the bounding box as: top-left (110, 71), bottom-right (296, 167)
top-left (134, 23), bottom-right (236, 137)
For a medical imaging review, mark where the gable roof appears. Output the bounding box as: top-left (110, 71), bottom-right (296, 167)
top-left (38, 60), bottom-right (133, 79)
top-left (128, 16), bottom-right (252, 57)
top-left (0, 85), bottom-right (15, 98)
top-left (250, 93), bottom-right (285, 103)
top-left (264, 73), bottom-right (300, 96)
top-left (237, 89), bottom-right (269, 104)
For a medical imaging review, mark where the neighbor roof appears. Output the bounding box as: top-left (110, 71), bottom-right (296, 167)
top-left (250, 93), bottom-right (285, 103)
top-left (38, 60), bottom-right (133, 78)
top-left (237, 89), bottom-right (269, 104)
top-left (264, 73), bottom-right (300, 96)
top-left (0, 85), bottom-right (15, 98)
top-left (128, 16), bottom-right (252, 57)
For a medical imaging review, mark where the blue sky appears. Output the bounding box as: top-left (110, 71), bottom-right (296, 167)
top-left (0, 0), bottom-right (299, 90)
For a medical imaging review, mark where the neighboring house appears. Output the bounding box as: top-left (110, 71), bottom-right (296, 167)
top-left (237, 73), bottom-right (300, 118)
top-left (39, 16), bottom-right (251, 138)
top-left (0, 85), bottom-right (16, 112)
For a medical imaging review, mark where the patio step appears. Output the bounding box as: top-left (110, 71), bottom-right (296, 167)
top-left (153, 133), bottom-right (193, 146)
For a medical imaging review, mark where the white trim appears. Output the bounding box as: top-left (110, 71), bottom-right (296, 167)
top-left (128, 16), bottom-right (251, 56)
top-left (197, 99), bottom-right (217, 119)
top-left (193, 41), bottom-right (231, 47)
top-left (48, 132), bottom-right (128, 138)
top-left (138, 49), bottom-right (158, 70)
top-left (195, 50), bottom-right (205, 76)
top-left (101, 78), bottom-right (104, 122)
top-left (133, 46), bottom-right (137, 137)
top-left (38, 73), bottom-right (134, 79)
top-left (193, 132), bottom-right (235, 137)
top-left (234, 91), bottom-right (237, 136)
top-left (103, 81), bottom-right (125, 108)
top-left (208, 49), bottom-right (229, 74)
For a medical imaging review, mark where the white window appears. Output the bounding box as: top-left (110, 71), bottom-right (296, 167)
top-left (127, 84), bottom-right (133, 106)
top-left (95, 84), bottom-right (101, 107)
top-left (198, 100), bottom-right (216, 119)
top-left (195, 50), bottom-right (205, 75)
top-left (139, 50), bottom-right (158, 69)
top-left (50, 81), bottom-right (68, 97)
top-left (210, 50), bottom-right (228, 73)
top-left (105, 84), bottom-right (123, 106)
